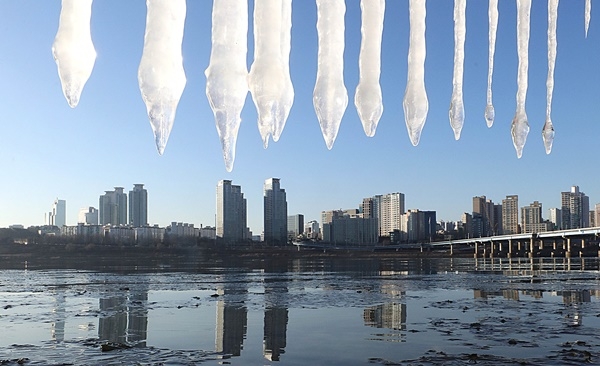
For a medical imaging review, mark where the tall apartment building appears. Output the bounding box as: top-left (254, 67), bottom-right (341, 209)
top-left (472, 196), bottom-right (497, 236)
top-left (47, 198), bottom-right (66, 227)
top-left (595, 203), bottom-right (600, 228)
top-left (361, 193), bottom-right (404, 237)
top-left (502, 195), bottom-right (519, 234)
top-left (216, 180), bottom-right (247, 243)
top-left (263, 178), bottom-right (288, 245)
top-left (548, 208), bottom-right (561, 230)
top-left (78, 207), bottom-right (98, 225)
top-left (521, 201), bottom-right (544, 233)
top-left (99, 187), bottom-right (128, 225)
top-left (400, 209), bottom-right (436, 242)
top-left (129, 184), bottom-right (148, 227)
top-left (561, 186), bottom-right (590, 229)
top-left (287, 214), bottom-right (304, 239)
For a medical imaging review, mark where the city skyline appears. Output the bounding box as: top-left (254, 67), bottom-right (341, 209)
top-left (2, 2), bottom-right (600, 233)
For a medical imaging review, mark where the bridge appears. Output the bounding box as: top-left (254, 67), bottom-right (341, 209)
top-left (430, 227), bottom-right (600, 258)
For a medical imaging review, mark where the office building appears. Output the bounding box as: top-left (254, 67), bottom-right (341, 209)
top-left (322, 212), bottom-right (378, 245)
top-left (521, 201), bottom-right (543, 233)
top-left (129, 184), bottom-right (148, 227)
top-left (549, 208), bottom-right (562, 230)
top-left (78, 207), bottom-right (98, 225)
top-left (304, 220), bottom-right (320, 239)
top-left (99, 187), bottom-right (127, 226)
top-left (216, 180), bottom-right (247, 243)
top-left (400, 209), bottom-right (436, 243)
top-left (473, 196), bottom-right (496, 236)
top-left (502, 195), bottom-right (519, 235)
top-left (287, 214), bottom-right (304, 240)
top-left (561, 186), bottom-right (590, 229)
top-left (263, 178), bottom-right (288, 245)
top-left (48, 199), bottom-right (66, 227)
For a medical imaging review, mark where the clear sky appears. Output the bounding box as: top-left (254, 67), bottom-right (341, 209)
top-left (0, 1), bottom-right (599, 234)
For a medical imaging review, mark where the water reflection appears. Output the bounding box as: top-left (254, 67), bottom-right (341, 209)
top-left (263, 267), bottom-right (289, 361)
top-left (215, 275), bottom-right (248, 357)
top-left (98, 287), bottom-right (148, 346)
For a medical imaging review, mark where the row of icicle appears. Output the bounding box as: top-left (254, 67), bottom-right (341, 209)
top-left (52, 0), bottom-right (592, 171)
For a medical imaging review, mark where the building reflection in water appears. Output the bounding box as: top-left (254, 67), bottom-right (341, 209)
top-left (263, 270), bottom-right (289, 361)
top-left (51, 289), bottom-right (66, 343)
top-left (363, 303), bottom-right (407, 331)
top-left (215, 275), bottom-right (248, 357)
top-left (98, 287), bottom-right (148, 346)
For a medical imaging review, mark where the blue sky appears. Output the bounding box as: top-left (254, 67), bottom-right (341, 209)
top-left (0, 1), bottom-right (599, 234)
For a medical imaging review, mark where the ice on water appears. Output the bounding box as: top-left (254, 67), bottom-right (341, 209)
top-left (248, 0), bottom-right (294, 149)
top-left (52, 0), bottom-right (96, 108)
top-left (313, 0), bottom-right (348, 150)
top-left (403, 0), bottom-right (428, 146)
top-left (354, 0), bottom-right (385, 138)
top-left (138, 0), bottom-right (187, 156)
top-left (205, 0), bottom-right (249, 172)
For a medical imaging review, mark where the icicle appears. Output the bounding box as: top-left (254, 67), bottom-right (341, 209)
top-left (205, 0), bottom-right (249, 172)
top-left (248, 0), bottom-right (294, 149)
top-left (52, 0), bottom-right (96, 108)
top-left (485, 0), bottom-right (498, 128)
top-left (354, 0), bottom-right (385, 137)
top-left (511, 0), bottom-right (531, 159)
top-left (138, 0), bottom-right (187, 156)
top-left (449, 0), bottom-right (466, 140)
top-left (313, 0), bottom-right (348, 150)
top-left (586, 0), bottom-right (591, 37)
top-left (543, 0), bottom-right (558, 154)
top-left (403, 0), bottom-right (428, 146)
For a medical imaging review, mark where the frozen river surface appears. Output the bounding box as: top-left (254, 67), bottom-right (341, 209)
top-left (1, 256), bottom-right (600, 365)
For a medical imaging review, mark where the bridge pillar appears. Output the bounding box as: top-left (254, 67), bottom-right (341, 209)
top-left (450, 244), bottom-right (453, 256)
top-left (539, 238), bottom-right (544, 250)
top-left (553, 240), bottom-right (557, 251)
top-left (529, 238), bottom-right (534, 258)
top-left (490, 242), bottom-right (495, 258)
top-left (507, 239), bottom-right (512, 258)
top-left (566, 238), bottom-right (571, 258)
top-left (474, 242), bottom-right (478, 258)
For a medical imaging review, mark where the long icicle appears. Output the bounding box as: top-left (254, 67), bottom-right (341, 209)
top-left (273, 0), bottom-right (294, 143)
top-left (248, 0), bottom-right (294, 148)
top-left (543, 0), bottom-right (558, 154)
top-left (205, 0), bottom-right (249, 172)
top-left (586, 0), bottom-right (591, 37)
top-left (403, 0), bottom-right (428, 146)
top-left (354, 0), bottom-right (385, 137)
top-left (313, 0), bottom-right (348, 150)
top-left (52, 0), bottom-right (96, 108)
top-left (138, 0), bottom-right (187, 156)
top-left (485, 0), bottom-right (498, 128)
top-left (511, 0), bottom-right (531, 159)
top-left (449, 0), bottom-right (466, 140)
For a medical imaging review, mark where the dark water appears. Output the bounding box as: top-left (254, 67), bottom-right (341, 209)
top-left (1, 256), bottom-right (600, 365)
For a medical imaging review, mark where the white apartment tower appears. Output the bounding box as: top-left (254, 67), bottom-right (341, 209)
top-left (99, 187), bottom-right (127, 226)
top-left (264, 178), bottom-right (288, 245)
top-left (129, 184), bottom-right (148, 227)
top-left (378, 193), bottom-right (405, 237)
top-left (48, 198), bottom-right (66, 227)
top-left (216, 180), bottom-right (247, 243)
top-left (78, 207), bottom-right (99, 225)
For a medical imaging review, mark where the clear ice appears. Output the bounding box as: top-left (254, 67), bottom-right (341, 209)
top-left (354, 0), bottom-right (385, 138)
top-left (586, 0), bottom-right (591, 37)
top-left (248, 0), bottom-right (294, 149)
top-left (543, 0), bottom-right (558, 154)
top-left (52, 0), bottom-right (96, 108)
top-left (485, 0), bottom-right (498, 128)
top-left (313, 0), bottom-right (348, 150)
top-left (205, 0), bottom-right (249, 172)
top-left (138, 0), bottom-right (187, 156)
top-left (449, 0), bottom-right (466, 140)
top-left (511, 0), bottom-right (532, 159)
top-left (403, 0), bottom-right (428, 146)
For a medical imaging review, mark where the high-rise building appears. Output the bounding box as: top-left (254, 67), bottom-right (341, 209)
top-left (364, 193), bottom-right (404, 237)
top-left (263, 178), bottom-right (288, 245)
top-left (78, 207), bottom-right (98, 225)
top-left (502, 195), bottom-right (519, 235)
top-left (548, 208), bottom-right (562, 230)
top-left (216, 180), bottom-right (247, 243)
top-left (595, 204), bottom-right (600, 228)
top-left (561, 186), bottom-right (590, 229)
top-left (401, 209), bottom-right (436, 242)
top-left (48, 199), bottom-right (66, 227)
top-left (473, 196), bottom-right (496, 236)
top-left (287, 214), bottom-right (304, 240)
top-left (129, 184), bottom-right (148, 227)
top-left (521, 201), bottom-right (543, 233)
top-left (99, 187), bottom-right (127, 226)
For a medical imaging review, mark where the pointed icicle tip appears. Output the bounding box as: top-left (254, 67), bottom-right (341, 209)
top-left (542, 119), bottom-right (555, 155)
top-left (220, 134), bottom-right (238, 173)
top-left (407, 126), bottom-right (422, 147)
top-left (484, 104), bottom-right (495, 128)
top-left (511, 113), bottom-right (530, 159)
